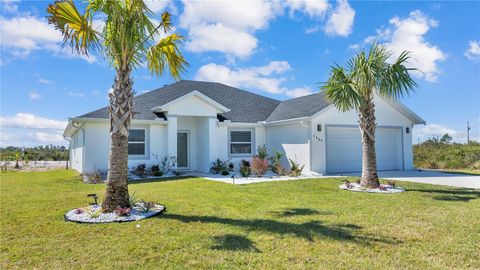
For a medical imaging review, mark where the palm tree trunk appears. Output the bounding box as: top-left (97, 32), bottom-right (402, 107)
top-left (359, 96), bottom-right (380, 187)
top-left (102, 68), bottom-right (134, 212)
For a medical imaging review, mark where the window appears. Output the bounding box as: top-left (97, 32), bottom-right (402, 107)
top-left (128, 129), bottom-right (145, 155)
top-left (230, 130), bottom-right (252, 155)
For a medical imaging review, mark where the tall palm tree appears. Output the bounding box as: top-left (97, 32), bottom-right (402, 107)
top-left (47, 0), bottom-right (188, 211)
top-left (322, 43), bottom-right (417, 187)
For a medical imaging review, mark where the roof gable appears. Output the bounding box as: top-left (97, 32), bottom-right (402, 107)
top-left (151, 90), bottom-right (230, 116)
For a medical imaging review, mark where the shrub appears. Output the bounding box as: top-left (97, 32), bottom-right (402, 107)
top-left (210, 158), bottom-right (232, 174)
top-left (150, 165), bottom-right (163, 176)
top-left (221, 170), bottom-right (229, 176)
top-left (133, 163), bottom-right (147, 177)
top-left (83, 168), bottom-right (106, 183)
top-left (160, 155), bottom-right (176, 173)
top-left (288, 159), bottom-right (305, 177)
top-left (251, 157), bottom-right (268, 177)
top-left (257, 145), bottom-right (268, 160)
top-left (270, 150), bottom-right (285, 175)
top-left (239, 160), bottom-right (251, 177)
top-left (115, 207), bottom-right (131, 216)
top-left (414, 138), bottom-right (480, 170)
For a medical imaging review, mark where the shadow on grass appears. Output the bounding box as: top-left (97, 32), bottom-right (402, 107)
top-left (409, 188), bottom-right (480, 202)
top-left (271, 208), bottom-right (333, 217)
top-left (160, 213), bottom-right (400, 245)
top-left (211, 234), bottom-right (260, 252)
top-left (129, 176), bottom-right (200, 184)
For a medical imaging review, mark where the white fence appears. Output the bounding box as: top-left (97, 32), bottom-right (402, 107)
top-left (2, 160), bottom-right (69, 169)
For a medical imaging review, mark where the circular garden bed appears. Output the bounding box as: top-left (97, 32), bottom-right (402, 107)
top-left (65, 202), bottom-right (165, 224)
top-left (339, 182), bottom-right (405, 194)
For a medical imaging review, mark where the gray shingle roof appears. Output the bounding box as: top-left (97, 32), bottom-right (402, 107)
top-left (76, 80), bottom-right (330, 123)
top-left (265, 91), bottom-right (330, 122)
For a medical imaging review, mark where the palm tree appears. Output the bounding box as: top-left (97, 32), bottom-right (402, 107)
top-left (47, 0), bottom-right (188, 211)
top-left (322, 43), bottom-right (417, 187)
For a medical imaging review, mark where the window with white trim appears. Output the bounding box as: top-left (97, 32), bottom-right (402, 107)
top-left (229, 130), bottom-right (252, 155)
top-left (128, 129), bottom-right (145, 155)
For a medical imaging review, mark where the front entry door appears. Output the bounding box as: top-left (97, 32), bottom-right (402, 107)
top-left (177, 132), bottom-right (188, 168)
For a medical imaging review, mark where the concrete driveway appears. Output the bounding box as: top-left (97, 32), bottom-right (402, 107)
top-left (331, 170), bottom-right (480, 189)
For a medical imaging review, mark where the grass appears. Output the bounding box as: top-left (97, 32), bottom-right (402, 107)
top-left (426, 169), bottom-right (480, 176)
top-left (1, 170), bottom-right (479, 269)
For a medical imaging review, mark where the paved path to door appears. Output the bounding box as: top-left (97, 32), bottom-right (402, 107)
top-left (332, 170), bottom-right (480, 189)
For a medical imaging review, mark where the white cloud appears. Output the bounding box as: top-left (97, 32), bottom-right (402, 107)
top-left (0, 15), bottom-right (96, 63)
top-left (285, 87), bottom-right (314, 98)
top-left (285, 0), bottom-right (329, 18)
top-left (179, 1), bottom-right (276, 58)
top-left (0, 113), bottom-right (67, 130)
top-left (0, 113), bottom-right (68, 146)
top-left (465, 41), bottom-right (480, 61)
top-left (413, 124), bottom-right (467, 143)
top-left (385, 11), bottom-right (446, 82)
top-left (195, 61), bottom-right (313, 98)
top-left (29, 91), bottom-right (41, 100)
top-left (38, 78), bottom-right (52, 84)
top-left (68, 92), bottom-right (85, 98)
top-left (144, 0), bottom-right (177, 15)
top-left (353, 10), bottom-right (445, 82)
top-left (325, 0), bottom-right (355, 37)
top-left (186, 24), bottom-right (258, 58)
top-left (180, 1), bottom-right (276, 31)
top-left (179, 0), bottom-right (353, 58)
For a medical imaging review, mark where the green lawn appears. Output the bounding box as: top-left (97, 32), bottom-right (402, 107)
top-left (1, 170), bottom-right (479, 269)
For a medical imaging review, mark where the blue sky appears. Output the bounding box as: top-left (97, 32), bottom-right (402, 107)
top-left (1, 0), bottom-right (479, 147)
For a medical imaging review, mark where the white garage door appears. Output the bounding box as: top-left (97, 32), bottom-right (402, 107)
top-left (326, 126), bottom-right (402, 173)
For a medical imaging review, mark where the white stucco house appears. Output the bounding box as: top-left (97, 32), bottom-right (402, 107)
top-left (64, 80), bottom-right (425, 175)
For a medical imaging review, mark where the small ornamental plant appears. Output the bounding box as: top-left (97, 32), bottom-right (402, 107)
top-left (138, 200), bottom-right (156, 213)
top-left (87, 208), bottom-right (102, 218)
top-left (115, 207), bottom-right (131, 217)
top-left (288, 159), bottom-right (305, 177)
top-left (251, 157), bottom-right (268, 177)
top-left (342, 180), bottom-right (354, 189)
top-left (387, 181), bottom-right (396, 188)
top-left (74, 208), bottom-right (85, 214)
top-left (378, 185), bottom-right (388, 191)
top-left (239, 160), bottom-right (251, 177)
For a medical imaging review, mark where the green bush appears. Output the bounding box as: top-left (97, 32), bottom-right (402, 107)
top-left (414, 139), bottom-right (480, 170)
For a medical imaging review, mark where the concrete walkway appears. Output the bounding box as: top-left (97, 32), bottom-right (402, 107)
top-left (332, 170), bottom-right (480, 189)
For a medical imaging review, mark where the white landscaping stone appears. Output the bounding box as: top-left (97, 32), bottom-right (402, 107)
top-left (65, 203), bottom-right (165, 224)
top-left (339, 183), bottom-right (405, 193)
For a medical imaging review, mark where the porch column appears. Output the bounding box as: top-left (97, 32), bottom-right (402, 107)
top-left (207, 117), bottom-right (218, 170)
top-left (167, 115), bottom-right (177, 163)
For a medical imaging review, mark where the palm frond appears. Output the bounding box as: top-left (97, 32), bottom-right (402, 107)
top-left (146, 34), bottom-right (189, 80)
top-left (322, 65), bottom-right (363, 112)
top-left (47, 0), bottom-right (100, 55)
top-left (378, 50), bottom-right (417, 99)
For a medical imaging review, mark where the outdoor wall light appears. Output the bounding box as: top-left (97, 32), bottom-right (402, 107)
top-left (317, 124), bottom-right (322, 132)
top-left (406, 127), bottom-right (410, 134)
top-left (87, 193), bottom-right (98, 205)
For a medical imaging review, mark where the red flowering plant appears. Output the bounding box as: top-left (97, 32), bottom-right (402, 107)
top-left (115, 206), bottom-right (132, 216)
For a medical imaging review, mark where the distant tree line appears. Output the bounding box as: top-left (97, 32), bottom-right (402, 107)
top-left (0, 145), bottom-right (69, 162)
